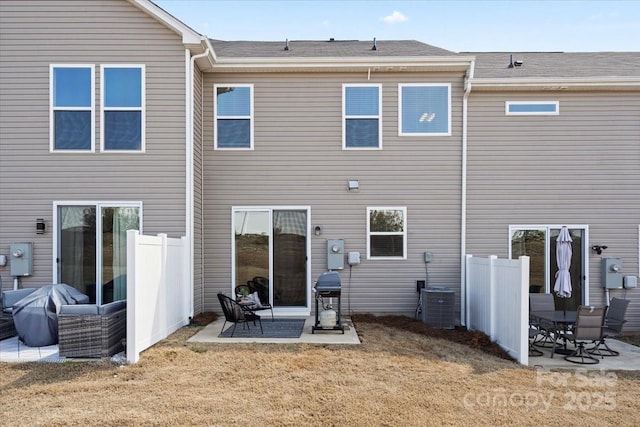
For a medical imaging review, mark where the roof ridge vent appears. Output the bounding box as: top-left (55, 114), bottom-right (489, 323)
top-left (284, 38), bottom-right (289, 51)
top-left (372, 37), bottom-right (377, 51)
top-left (508, 54), bottom-right (523, 68)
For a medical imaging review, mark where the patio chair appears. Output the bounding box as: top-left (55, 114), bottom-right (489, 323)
top-left (528, 327), bottom-right (543, 357)
top-left (588, 297), bottom-right (630, 357)
top-left (529, 293), bottom-right (557, 348)
top-left (560, 305), bottom-right (605, 365)
top-left (217, 293), bottom-right (262, 337)
top-left (235, 281), bottom-right (274, 321)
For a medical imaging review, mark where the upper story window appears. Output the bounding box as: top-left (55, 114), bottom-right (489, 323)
top-left (215, 84), bottom-right (253, 150)
top-left (343, 84), bottom-right (382, 149)
top-left (367, 207), bottom-right (407, 259)
top-left (505, 101), bottom-right (559, 115)
top-left (399, 83), bottom-right (451, 136)
top-left (50, 65), bottom-right (95, 152)
top-left (101, 65), bottom-right (145, 152)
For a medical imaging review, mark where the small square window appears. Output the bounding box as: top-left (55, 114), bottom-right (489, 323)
top-left (367, 207), bottom-right (407, 259)
top-left (399, 84), bottom-right (451, 136)
top-left (215, 85), bottom-right (253, 149)
top-left (101, 65), bottom-right (145, 152)
top-left (50, 65), bottom-right (95, 151)
top-left (343, 84), bottom-right (382, 149)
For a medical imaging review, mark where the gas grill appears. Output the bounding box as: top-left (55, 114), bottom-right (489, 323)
top-left (312, 271), bottom-right (344, 334)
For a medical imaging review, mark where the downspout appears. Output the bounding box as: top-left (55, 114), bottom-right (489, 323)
top-left (461, 59), bottom-right (474, 327)
top-left (187, 47), bottom-right (210, 318)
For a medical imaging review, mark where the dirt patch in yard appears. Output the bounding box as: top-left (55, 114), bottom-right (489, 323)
top-left (188, 311), bottom-right (218, 326)
top-left (1, 312), bottom-right (639, 426)
top-left (352, 313), bottom-right (513, 361)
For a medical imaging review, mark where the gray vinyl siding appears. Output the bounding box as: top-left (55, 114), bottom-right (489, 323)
top-left (0, 1), bottom-right (187, 289)
top-left (466, 91), bottom-right (640, 331)
top-left (202, 72), bottom-right (465, 316)
top-left (193, 65), bottom-right (205, 314)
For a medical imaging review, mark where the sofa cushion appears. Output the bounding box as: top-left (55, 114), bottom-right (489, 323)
top-left (99, 300), bottom-right (126, 315)
top-left (2, 288), bottom-right (37, 313)
top-left (59, 304), bottom-right (100, 316)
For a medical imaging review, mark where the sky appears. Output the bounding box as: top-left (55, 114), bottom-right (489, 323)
top-left (154, 0), bottom-right (640, 52)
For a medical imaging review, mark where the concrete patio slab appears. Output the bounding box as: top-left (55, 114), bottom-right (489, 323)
top-left (188, 316), bottom-right (361, 345)
top-left (527, 338), bottom-right (640, 371)
top-left (0, 336), bottom-right (61, 363)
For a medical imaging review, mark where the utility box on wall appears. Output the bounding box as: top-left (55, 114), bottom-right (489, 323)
top-left (327, 239), bottom-right (344, 270)
top-left (10, 242), bottom-right (33, 277)
top-left (602, 258), bottom-right (623, 289)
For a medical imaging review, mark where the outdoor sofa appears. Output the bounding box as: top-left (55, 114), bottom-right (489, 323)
top-left (58, 300), bottom-right (127, 358)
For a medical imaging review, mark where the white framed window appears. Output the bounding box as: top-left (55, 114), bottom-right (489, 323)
top-left (215, 84), bottom-right (254, 150)
top-left (101, 65), bottom-right (145, 152)
top-left (505, 101), bottom-right (559, 115)
top-left (367, 207), bottom-right (407, 259)
top-left (343, 84), bottom-right (382, 149)
top-left (399, 83), bottom-right (451, 136)
top-left (50, 64), bottom-right (95, 152)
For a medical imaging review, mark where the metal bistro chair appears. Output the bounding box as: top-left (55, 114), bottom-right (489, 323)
top-left (529, 293), bottom-right (558, 348)
top-left (528, 327), bottom-right (544, 357)
top-left (217, 293), bottom-right (262, 337)
top-left (561, 306), bottom-right (606, 365)
top-left (588, 297), bottom-right (630, 357)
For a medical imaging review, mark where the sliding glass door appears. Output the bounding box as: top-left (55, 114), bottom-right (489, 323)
top-left (510, 226), bottom-right (587, 310)
top-left (57, 203), bottom-right (140, 304)
top-left (233, 208), bottom-right (309, 311)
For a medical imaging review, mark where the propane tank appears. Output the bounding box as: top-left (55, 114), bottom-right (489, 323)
top-left (319, 308), bottom-right (337, 328)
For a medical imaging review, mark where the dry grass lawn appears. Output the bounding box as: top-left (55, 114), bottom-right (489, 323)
top-left (1, 314), bottom-right (639, 426)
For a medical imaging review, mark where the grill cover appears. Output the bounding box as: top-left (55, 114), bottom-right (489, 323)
top-left (315, 271), bottom-right (341, 296)
top-left (12, 284), bottom-right (89, 347)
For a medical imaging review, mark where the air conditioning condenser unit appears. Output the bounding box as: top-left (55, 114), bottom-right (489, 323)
top-left (421, 287), bottom-right (455, 329)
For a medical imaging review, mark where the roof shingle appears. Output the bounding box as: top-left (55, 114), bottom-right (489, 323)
top-left (209, 39), bottom-right (455, 58)
top-left (467, 52), bottom-right (640, 78)
top-left (208, 38), bottom-right (640, 79)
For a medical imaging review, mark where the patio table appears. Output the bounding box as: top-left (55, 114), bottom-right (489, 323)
top-left (531, 310), bottom-right (577, 358)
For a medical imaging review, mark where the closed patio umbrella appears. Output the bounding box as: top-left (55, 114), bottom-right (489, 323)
top-left (553, 227), bottom-right (573, 312)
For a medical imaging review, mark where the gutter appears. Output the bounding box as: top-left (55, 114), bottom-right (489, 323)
top-left (209, 55), bottom-right (476, 72)
top-left (461, 59), bottom-right (475, 327)
top-left (186, 46), bottom-right (210, 318)
top-left (471, 76), bottom-right (640, 90)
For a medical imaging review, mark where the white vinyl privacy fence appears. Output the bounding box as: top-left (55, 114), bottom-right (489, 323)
top-left (466, 255), bottom-right (530, 365)
top-left (126, 231), bottom-right (191, 363)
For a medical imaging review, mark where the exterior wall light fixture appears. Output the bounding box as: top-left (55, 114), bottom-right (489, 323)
top-left (36, 218), bottom-right (46, 234)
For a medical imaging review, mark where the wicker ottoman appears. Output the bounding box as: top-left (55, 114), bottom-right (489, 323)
top-left (58, 300), bottom-right (126, 358)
